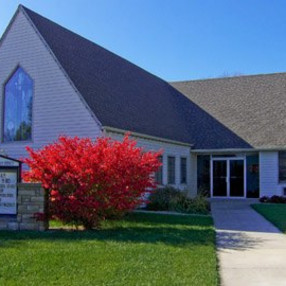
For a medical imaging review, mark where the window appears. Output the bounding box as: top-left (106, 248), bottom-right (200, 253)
top-left (167, 156), bottom-right (176, 184)
top-left (155, 155), bottom-right (163, 185)
top-left (197, 155), bottom-right (210, 196)
top-left (279, 151), bottom-right (286, 182)
top-left (246, 154), bottom-right (259, 198)
top-left (180, 157), bottom-right (187, 184)
top-left (3, 67), bottom-right (33, 142)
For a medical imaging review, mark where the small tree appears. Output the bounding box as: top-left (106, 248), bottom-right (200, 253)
top-left (23, 135), bottom-right (162, 229)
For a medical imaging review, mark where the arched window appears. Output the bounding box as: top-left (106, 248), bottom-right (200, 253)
top-left (3, 67), bottom-right (33, 142)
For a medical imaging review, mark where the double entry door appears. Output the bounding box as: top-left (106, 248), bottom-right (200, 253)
top-left (211, 158), bottom-right (245, 198)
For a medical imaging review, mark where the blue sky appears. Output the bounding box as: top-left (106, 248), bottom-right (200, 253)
top-left (1, 0), bottom-right (286, 81)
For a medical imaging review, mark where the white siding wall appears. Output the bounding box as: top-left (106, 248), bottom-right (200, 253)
top-left (106, 131), bottom-right (194, 196)
top-left (259, 151), bottom-right (286, 197)
top-left (0, 11), bottom-right (102, 160)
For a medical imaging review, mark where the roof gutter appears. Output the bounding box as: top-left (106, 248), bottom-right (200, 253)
top-left (192, 147), bottom-right (286, 154)
top-left (103, 126), bottom-right (193, 148)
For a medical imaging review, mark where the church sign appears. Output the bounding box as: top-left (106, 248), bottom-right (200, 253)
top-left (0, 156), bottom-right (21, 215)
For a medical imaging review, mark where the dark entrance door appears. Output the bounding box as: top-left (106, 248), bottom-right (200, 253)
top-left (212, 158), bottom-right (245, 198)
top-left (229, 159), bottom-right (244, 197)
top-left (212, 160), bottom-right (227, 197)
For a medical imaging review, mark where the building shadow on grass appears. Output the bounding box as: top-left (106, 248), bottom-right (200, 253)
top-left (0, 213), bottom-right (215, 249)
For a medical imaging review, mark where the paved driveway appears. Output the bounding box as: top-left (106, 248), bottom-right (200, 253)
top-left (211, 199), bottom-right (286, 286)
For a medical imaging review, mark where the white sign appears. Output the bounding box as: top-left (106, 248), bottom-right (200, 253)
top-left (0, 171), bottom-right (17, 214)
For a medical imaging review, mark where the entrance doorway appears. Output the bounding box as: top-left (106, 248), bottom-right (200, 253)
top-left (211, 158), bottom-right (246, 198)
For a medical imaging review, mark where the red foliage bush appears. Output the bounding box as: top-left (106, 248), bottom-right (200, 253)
top-left (23, 135), bottom-right (162, 229)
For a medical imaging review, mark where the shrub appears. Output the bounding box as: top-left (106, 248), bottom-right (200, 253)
top-left (23, 135), bottom-right (161, 229)
top-left (146, 186), bottom-right (210, 214)
top-left (259, 195), bottom-right (286, 204)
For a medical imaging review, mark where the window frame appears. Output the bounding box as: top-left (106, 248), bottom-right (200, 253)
top-left (278, 151), bottom-right (286, 182)
top-left (180, 157), bottom-right (187, 184)
top-left (2, 66), bottom-right (34, 143)
top-left (167, 156), bottom-right (176, 185)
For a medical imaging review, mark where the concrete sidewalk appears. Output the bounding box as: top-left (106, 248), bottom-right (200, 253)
top-left (211, 200), bottom-right (286, 286)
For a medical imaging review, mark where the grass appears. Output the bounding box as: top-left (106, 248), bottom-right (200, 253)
top-left (0, 213), bottom-right (218, 286)
top-left (252, 204), bottom-right (286, 233)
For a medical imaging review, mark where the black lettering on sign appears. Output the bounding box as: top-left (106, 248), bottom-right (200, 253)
top-left (0, 194), bottom-right (13, 197)
top-left (6, 184), bottom-right (16, 188)
top-left (0, 203), bottom-right (15, 207)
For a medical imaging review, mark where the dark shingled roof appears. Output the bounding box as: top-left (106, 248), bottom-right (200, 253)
top-left (21, 5), bottom-right (251, 149)
top-left (171, 73), bottom-right (286, 149)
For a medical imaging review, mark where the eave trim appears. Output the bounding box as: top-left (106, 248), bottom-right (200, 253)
top-left (103, 126), bottom-right (193, 147)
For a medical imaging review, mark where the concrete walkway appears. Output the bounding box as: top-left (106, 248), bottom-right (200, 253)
top-left (211, 200), bottom-right (286, 286)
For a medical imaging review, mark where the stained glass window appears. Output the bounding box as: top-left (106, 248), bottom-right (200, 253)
top-left (3, 67), bottom-right (33, 142)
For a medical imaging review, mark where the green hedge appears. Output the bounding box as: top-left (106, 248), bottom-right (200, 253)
top-left (146, 186), bottom-right (210, 215)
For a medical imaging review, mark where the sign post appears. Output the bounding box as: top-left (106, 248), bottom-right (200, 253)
top-left (0, 155), bottom-right (21, 215)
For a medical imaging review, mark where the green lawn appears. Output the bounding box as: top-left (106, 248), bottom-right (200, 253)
top-left (0, 213), bottom-right (218, 286)
top-left (252, 204), bottom-right (286, 233)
